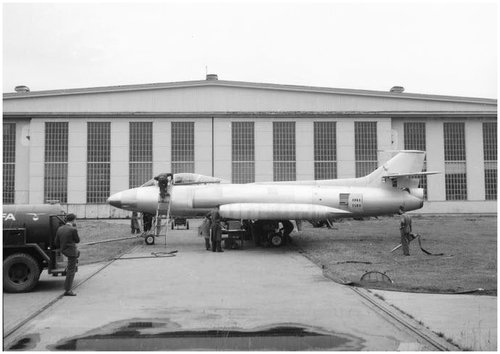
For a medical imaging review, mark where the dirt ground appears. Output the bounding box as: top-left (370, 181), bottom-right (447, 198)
top-left (76, 215), bottom-right (497, 295)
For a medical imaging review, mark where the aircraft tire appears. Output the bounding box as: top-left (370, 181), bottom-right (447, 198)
top-left (171, 222), bottom-right (174, 230)
top-left (269, 233), bottom-right (283, 247)
top-left (186, 221), bottom-right (189, 230)
top-left (3, 253), bottom-right (41, 293)
top-left (145, 234), bottom-right (155, 245)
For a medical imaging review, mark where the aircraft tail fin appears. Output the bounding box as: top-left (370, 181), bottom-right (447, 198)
top-left (365, 150), bottom-right (431, 186)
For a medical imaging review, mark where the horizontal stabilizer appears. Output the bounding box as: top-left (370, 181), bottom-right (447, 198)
top-left (219, 203), bottom-right (351, 220)
top-left (382, 171), bottom-right (440, 180)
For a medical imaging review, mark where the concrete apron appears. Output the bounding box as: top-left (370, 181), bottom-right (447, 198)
top-left (6, 229), bottom-right (439, 351)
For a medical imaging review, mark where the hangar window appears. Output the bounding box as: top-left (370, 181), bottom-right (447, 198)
top-left (404, 122), bottom-right (427, 199)
top-left (87, 122), bottom-right (111, 203)
top-left (45, 122), bottom-right (68, 203)
top-left (232, 122), bottom-right (255, 183)
top-left (273, 121), bottom-right (296, 181)
top-left (130, 122), bottom-right (153, 188)
top-left (171, 122), bottom-right (194, 174)
top-left (3, 123), bottom-right (16, 204)
top-left (355, 122), bottom-right (378, 177)
top-left (483, 122), bottom-right (497, 200)
top-left (314, 122), bottom-right (337, 180)
top-left (444, 123), bottom-right (467, 200)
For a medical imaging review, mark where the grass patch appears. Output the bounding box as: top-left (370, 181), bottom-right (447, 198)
top-left (293, 215), bottom-right (497, 295)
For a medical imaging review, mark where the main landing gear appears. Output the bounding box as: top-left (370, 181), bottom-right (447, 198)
top-left (250, 220), bottom-right (294, 248)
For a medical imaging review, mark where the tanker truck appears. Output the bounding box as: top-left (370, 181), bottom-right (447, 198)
top-left (3, 204), bottom-right (68, 293)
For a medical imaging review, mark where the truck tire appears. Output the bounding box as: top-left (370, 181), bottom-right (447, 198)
top-left (3, 253), bottom-right (41, 293)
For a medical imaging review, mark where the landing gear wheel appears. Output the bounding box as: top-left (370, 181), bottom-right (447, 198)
top-left (186, 221), bottom-right (189, 230)
top-left (145, 234), bottom-right (155, 245)
top-left (3, 253), bottom-right (41, 293)
top-left (269, 233), bottom-right (284, 247)
top-left (171, 222), bottom-right (174, 230)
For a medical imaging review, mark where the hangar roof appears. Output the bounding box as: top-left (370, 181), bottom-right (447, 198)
top-left (3, 78), bottom-right (497, 115)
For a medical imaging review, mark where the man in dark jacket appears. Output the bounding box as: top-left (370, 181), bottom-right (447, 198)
top-left (399, 206), bottom-right (412, 256)
top-left (55, 213), bottom-right (80, 296)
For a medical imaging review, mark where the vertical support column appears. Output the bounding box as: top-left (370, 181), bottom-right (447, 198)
top-left (195, 117), bottom-right (213, 176)
top-left (67, 119), bottom-right (87, 204)
top-left (377, 118), bottom-right (393, 165)
top-left (465, 121), bottom-right (485, 200)
top-left (15, 120), bottom-right (31, 204)
top-left (153, 119), bottom-right (171, 176)
top-left (426, 120), bottom-right (445, 201)
top-left (296, 119), bottom-right (314, 181)
top-left (255, 120), bottom-right (273, 182)
top-left (110, 120), bottom-right (129, 194)
top-left (337, 120), bottom-right (355, 178)
top-left (213, 117), bottom-right (232, 180)
top-left (28, 119), bottom-right (45, 204)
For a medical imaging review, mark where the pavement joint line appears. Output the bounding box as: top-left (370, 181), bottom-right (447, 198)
top-left (349, 286), bottom-right (460, 351)
top-left (3, 244), bottom-right (142, 343)
top-left (289, 240), bottom-right (460, 351)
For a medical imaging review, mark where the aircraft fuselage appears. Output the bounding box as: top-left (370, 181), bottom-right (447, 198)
top-left (108, 182), bottom-right (423, 219)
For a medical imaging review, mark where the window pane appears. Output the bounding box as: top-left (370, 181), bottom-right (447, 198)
top-left (172, 122), bottom-right (194, 168)
top-left (44, 163), bottom-right (67, 203)
top-left (355, 122), bottom-right (377, 177)
top-left (483, 122), bottom-right (497, 200)
top-left (404, 122), bottom-right (427, 199)
top-left (87, 163), bottom-right (110, 203)
top-left (273, 122), bottom-right (296, 181)
top-left (3, 123), bottom-right (16, 204)
top-left (130, 122), bottom-right (153, 188)
top-left (314, 122), bottom-right (337, 180)
top-left (232, 122), bottom-right (255, 183)
top-left (444, 123), bottom-right (467, 200)
top-left (45, 122), bottom-right (68, 203)
top-left (87, 122), bottom-right (110, 203)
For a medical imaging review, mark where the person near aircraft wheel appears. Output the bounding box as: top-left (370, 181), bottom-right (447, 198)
top-left (210, 210), bottom-right (223, 252)
top-left (199, 213), bottom-right (211, 251)
top-left (281, 220), bottom-right (294, 244)
top-left (142, 212), bottom-right (153, 232)
top-left (398, 206), bottom-right (412, 256)
top-left (130, 211), bottom-right (141, 234)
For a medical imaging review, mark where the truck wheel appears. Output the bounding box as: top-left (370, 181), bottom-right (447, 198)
top-left (269, 233), bottom-right (284, 247)
top-left (3, 253), bottom-right (41, 293)
top-left (145, 234), bottom-right (155, 245)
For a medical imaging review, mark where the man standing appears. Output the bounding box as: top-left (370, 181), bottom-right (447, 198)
top-left (55, 213), bottom-right (80, 296)
top-left (199, 213), bottom-right (211, 250)
top-left (210, 209), bottom-right (223, 253)
top-left (399, 206), bottom-right (412, 256)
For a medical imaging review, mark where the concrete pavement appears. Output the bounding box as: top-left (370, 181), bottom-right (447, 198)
top-left (3, 220), bottom-right (495, 350)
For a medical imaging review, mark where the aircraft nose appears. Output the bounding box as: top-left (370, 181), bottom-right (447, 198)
top-left (107, 192), bottom-right (123, 208)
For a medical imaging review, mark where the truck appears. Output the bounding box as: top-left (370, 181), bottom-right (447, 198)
top-left (3, 204), bottom-right (68, 293)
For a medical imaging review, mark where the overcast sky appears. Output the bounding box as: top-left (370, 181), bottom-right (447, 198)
top-left (2, 1), bottom-right (498, 98)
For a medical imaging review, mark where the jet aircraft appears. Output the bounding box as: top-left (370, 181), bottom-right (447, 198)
top-left (107, 150), bottom-right (437, 246)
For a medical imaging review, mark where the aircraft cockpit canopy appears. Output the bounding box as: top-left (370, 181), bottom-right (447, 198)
top-left (140, 173), bottom-right (227, 187)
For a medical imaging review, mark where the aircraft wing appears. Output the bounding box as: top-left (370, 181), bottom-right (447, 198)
top-left (219, 203), bottom-right (351, 220)
top-left (382, 171), bottom-right (440, 180)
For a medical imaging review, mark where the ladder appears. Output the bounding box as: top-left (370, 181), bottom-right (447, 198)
top-left (151, 173), bottom-right (173, 244)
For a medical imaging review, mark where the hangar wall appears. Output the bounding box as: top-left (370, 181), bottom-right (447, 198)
top-left (3, 78), bottom-right (497, 217)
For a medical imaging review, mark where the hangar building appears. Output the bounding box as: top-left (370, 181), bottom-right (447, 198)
top-left (3, 75), bottom-right (497, 218)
